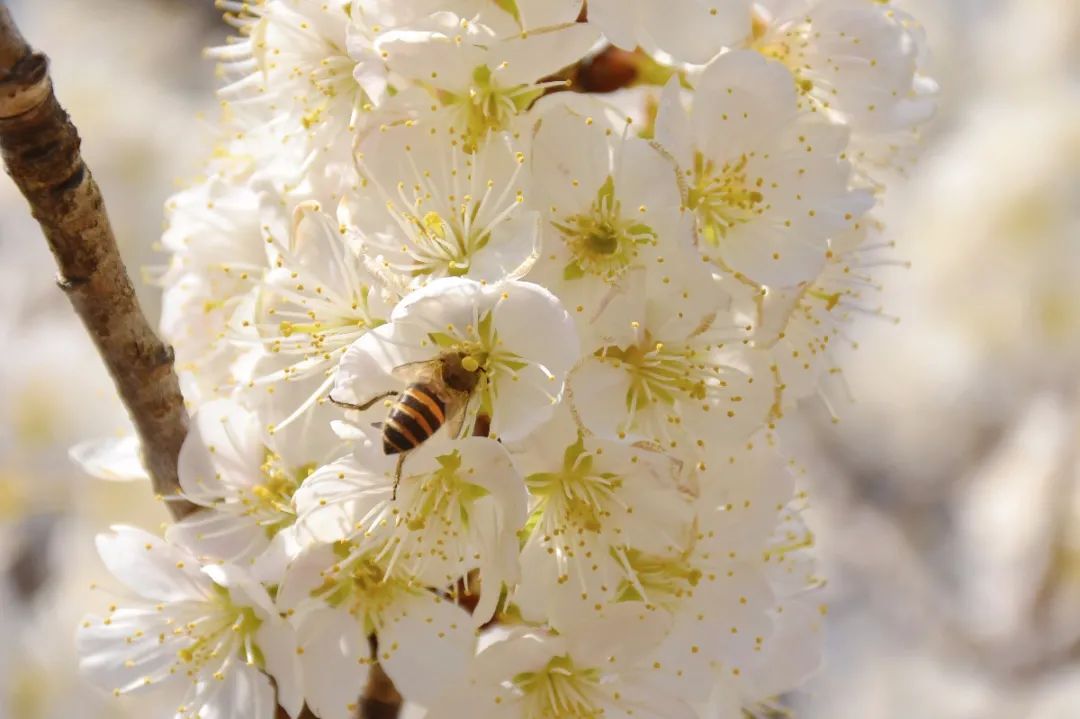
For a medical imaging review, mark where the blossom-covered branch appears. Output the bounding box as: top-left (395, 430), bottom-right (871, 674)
top-left (70, 2), bottom-right (938, 718)
top-left (0, 6), bottom-right (196, 520)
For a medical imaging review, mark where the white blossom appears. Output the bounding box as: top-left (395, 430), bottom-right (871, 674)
top-left (240, 203), bottom-right (394, 429)
top-left (159, 177), bottom-right (274, 401)
top-left (655, 50), bottom-right (872, 288)
top-left (77, 527), bottom-right (302, 719)
top-left (751, 0), bottom-right (938, 178)
top-left (168, 399), bottom-right (341, 576)
top-left (211, 0), bottom-right (365, 173)
top-left (294, 435), bottom-right (528, 622)
top-left (526, 100), bottom-right (694, 343)
top-left (75, 1), bottom-right (939, 714)
top-left (350, 121), bottom-right (540, 290)
top-left (333, 277), bottom-right (578, 442)
top-left (277, 541), bottom-right (476, 717)
top-left (427, 603), bottom-right (693, 719)
top-left (568, 272), bottom-right (772, 465)
top-left (373, 12), bottom-right (599, 149)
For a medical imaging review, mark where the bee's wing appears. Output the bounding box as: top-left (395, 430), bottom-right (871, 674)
top-left (442, 390), bottom-right (473, 440)
top-left (391, 360), bottom-right (437, 384)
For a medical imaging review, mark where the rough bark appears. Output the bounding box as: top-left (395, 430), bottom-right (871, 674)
top-left (0, 5), bottom-right (197, 519)
top-left (0, 6), bottom-right (401, 718)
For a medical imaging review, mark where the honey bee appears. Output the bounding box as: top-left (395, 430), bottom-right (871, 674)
top-left (330, 351), bottom-right (483, 499)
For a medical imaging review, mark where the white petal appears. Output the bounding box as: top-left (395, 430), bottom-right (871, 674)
top-left (332, 323), bottom-right (426, 407)
top-left (166, 510), bottom-right (268, 566)
top-left (298, 608), bottom-right (372, 719)
top-left (490, 22), bottom-right (601, 86)
top-left (491, 281), bottom-right (579, 382)
top-left (197, 661), bottom-right (277, 719)
top-left (586, 0), bottom-right (643, 51)
top-left (567, 358), bottom-right (635, 441)
top-left (69, 436), bottom-right (148, 482)
top-left (532, 102), bottom-right (613, 215)
top-left (178, 400), bottom-right (265, 503)
top-left (641, 0), bottom-right (751, 64)
top-left (376, 24), bottom-right (486, 92)
top-left (78, 608), bottom-right (179, 696)
top-left (470, 210), bottom-right (541, 282)
top-left (257, 619), bottom-right (304, 719)
top-left (294, 453), bottom-right (395, 544)
top-left (379, 593), bottom-right (476, 707)
top-left (563, 601), bottom-right (672, 668)
top-left (95, 527), bottom-right (211, 602)
top-left (694, 51), bottom-right (798, 157)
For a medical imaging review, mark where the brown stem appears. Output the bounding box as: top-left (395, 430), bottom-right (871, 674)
top-left (0, 5), bottom-right (197, 520)
top-left (359, 662), bottom-right (403, 719)
top-left (0, 6), bottom-right (400, 717)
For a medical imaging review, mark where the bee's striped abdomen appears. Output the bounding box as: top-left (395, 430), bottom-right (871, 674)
top-left (382, 384), bottom-right (446, 455)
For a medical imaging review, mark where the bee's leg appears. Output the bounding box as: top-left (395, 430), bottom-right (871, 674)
top-left (391, 454), bottom-right (407, 501)
top-left (328, 390), bottom-right (397, 412)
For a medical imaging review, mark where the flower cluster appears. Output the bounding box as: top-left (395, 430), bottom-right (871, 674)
top-left (77, 1), bottom-right (935, 717)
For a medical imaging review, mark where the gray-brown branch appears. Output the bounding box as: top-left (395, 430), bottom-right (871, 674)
top-left (0, 5), bottom-right (400, 718)
top-left (0, 5), bottom-right (196, 519)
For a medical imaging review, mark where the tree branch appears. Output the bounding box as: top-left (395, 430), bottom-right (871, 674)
top-left (0, 6), bottom-right (399, 718)
top-left (0, 4), bottom-right (196, 520)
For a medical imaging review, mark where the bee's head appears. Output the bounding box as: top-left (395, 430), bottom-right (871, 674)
top-left (442, 351), bottom-right (484, 392)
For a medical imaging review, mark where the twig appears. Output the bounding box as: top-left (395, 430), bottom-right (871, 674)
top-left (359, 662), bottom-right (403, 719)
top-left (0, 5), bottom-right (196, 520)
top-left (0, 6), bottom-right (400, 718)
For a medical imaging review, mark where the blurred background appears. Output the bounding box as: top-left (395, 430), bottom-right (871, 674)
top-left (0, 0), bottom-right (1076, 717)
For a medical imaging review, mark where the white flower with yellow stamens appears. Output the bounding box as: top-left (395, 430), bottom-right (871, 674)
top-left (351, 122), bottom-right (540, 291)
top-left (211, 0), bottom-right (366, 173)
top-left (277, 541), bottom-right (476, 718)
top-left (426, 603), bottom-right (691, 719)
top-left (166, 400), bottom-right (339, 576)
top-left (751, 219), bottom-right (895, 411)
top-left (655, 50), bottom-right (872, 288)
top-left (568, 272), bottom-right (772, 465)
top-left (526, 101), bottom-right (696, 344)
top-left (239, 204), bottom-right (395, 429)
top-left (750, 0), bottom-right (938, 178)
top-left (294, 435), bottom-right (528, 622)
top-left (76, 527), bottom-right (302, 719)
top-left (373, 12), bottom-right (600, 150)
top-left (511, 407), bottom-right (694, 626)
top-left (333, 277), bottom-right (578, 442)
top-left (159, 177), bottom-right (277, 402)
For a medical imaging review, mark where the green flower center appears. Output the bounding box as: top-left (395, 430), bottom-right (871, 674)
top-left (177, 585), bottom-right (264, 674)
top-left (687, 152), bottom-right (767, 247)
top-left (513, 654), bottom-right (604, 719)
top-left (241, 451), bottom-right (313, 537)
top-left (614, 548), bottom-right (701, 610)
top-left (310, 546), bottom-right (417, 634)
top-left (441, 65), bottom-right (542, 152)
top-left (599, 335), bottom-right (711, 412)
top-left (554, 176), bottom-right (657, 282)
top-left (525, 433), bottom-right (621, 536)
top-left (393, 207), bottom-right (494, 279)
top-left (402, 450), bottom-right (490, 532)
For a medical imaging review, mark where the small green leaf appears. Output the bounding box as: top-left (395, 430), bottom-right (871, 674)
top-left (493, 0), bottom-right (523, 26)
